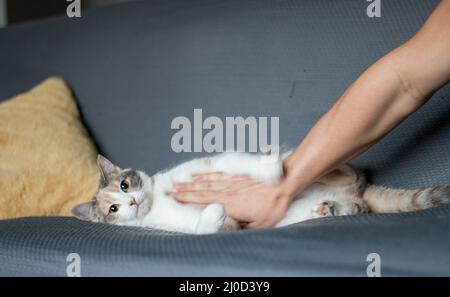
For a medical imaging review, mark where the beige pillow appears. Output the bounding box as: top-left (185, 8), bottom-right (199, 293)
top-left (0, 78), bottom-right (99, 219)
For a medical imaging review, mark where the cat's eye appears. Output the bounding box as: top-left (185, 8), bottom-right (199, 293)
top-left (120, 180), bottom-right (129, 192)
top-left (109, 204), bottom-right (120, 213)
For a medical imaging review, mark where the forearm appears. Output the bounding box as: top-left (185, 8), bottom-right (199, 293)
top-left (281, 54), bottom-right (425, 197)
top-left (279, 0), bottom-right (450, 199)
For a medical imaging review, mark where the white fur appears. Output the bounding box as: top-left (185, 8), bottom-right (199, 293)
top-left (116, 152), bottom-right (357, 234)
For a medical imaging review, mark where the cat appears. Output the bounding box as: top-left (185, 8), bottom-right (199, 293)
top-left (72, 153), bottom-right (450, 234)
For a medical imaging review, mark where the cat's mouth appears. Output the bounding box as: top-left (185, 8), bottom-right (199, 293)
top-left (132, 198), bottom-right (147, 217)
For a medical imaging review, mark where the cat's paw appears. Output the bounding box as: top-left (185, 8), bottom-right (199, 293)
top-left (195, 203), bottom-right (227, 234)
top-left (312, 201), bottom-right (336, 218)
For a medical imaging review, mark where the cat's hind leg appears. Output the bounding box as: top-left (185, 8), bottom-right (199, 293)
top-left (351, 202), bottom-right (369, 214)
top-left (195, 203), bottom-right (227, 234)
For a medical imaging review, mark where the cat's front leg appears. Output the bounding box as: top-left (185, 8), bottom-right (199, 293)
top-left (195, 203), bottom-right (227, 234)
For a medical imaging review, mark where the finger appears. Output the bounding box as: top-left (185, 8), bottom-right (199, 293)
top-left (229, 175), bottom-right (254, 182)
top-left (245, 221), bottom-right (262, 229)
top-left (192, 173), bottom-right (255, 184)
top-left (192, 172), bottom-right (233, 181)
top-left (245, 217), bottom-right (276, 229)
top-left (175, 178), bottom-right (255, 192)
top-left (175, 181), bottom-right (220, 192)
top-left (170, 191), bottom-right (221, 204)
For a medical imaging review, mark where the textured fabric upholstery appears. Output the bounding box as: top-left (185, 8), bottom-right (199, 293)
top-left (0, 0), bottom-right (449, 276)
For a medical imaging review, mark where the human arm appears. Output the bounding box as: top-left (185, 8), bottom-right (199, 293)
top-left (172, 0), bottom-right (450, 228)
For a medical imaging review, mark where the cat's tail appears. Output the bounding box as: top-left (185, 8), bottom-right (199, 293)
top-left (362, 184), bottom-right (450, 213)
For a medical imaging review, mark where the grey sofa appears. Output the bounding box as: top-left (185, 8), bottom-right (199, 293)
top-left (1, 0), bottom-right (449, 276)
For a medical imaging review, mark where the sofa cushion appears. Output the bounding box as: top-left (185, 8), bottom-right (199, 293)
top-left (1, 204), bottom-right (450, 276)
top-left (0, 0), bottom-right (450, 277)
top-left (0, 78), bottom-right (99, 219)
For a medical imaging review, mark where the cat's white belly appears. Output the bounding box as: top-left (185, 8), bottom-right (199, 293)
top-left (141, 201), bottom-right (203, 233)
top-left (139, 152), bottom-right (356, 233)
top-left (139, 153), bottom-right (284, 232)
top-left (141, 184), bottom-right (352, 232)
top-left (139, 160), bottom-right (211, 233)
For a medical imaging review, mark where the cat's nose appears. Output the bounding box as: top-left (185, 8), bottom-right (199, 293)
top-left (129, 198), bottom-right (138, 206)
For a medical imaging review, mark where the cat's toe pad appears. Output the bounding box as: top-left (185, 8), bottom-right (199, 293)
top-left (312, 201), bottom-right (336, 218)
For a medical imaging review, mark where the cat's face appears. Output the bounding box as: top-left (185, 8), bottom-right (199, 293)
top-left (72, 155), bottom-right (152, 224)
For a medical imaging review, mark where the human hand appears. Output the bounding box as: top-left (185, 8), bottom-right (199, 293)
top-left (170, 172), bottom-right (294, 228)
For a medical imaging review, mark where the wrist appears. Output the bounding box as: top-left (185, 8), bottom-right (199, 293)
top-left (277, 159), bottom-right (313, 200)
top-left (274, 178), bottom-right (302, 203)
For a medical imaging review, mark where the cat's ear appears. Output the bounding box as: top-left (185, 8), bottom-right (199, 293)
top-left (97, 154), bottom-right (121, 185)
top-left (71, 200), bottom-right (98, 221)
